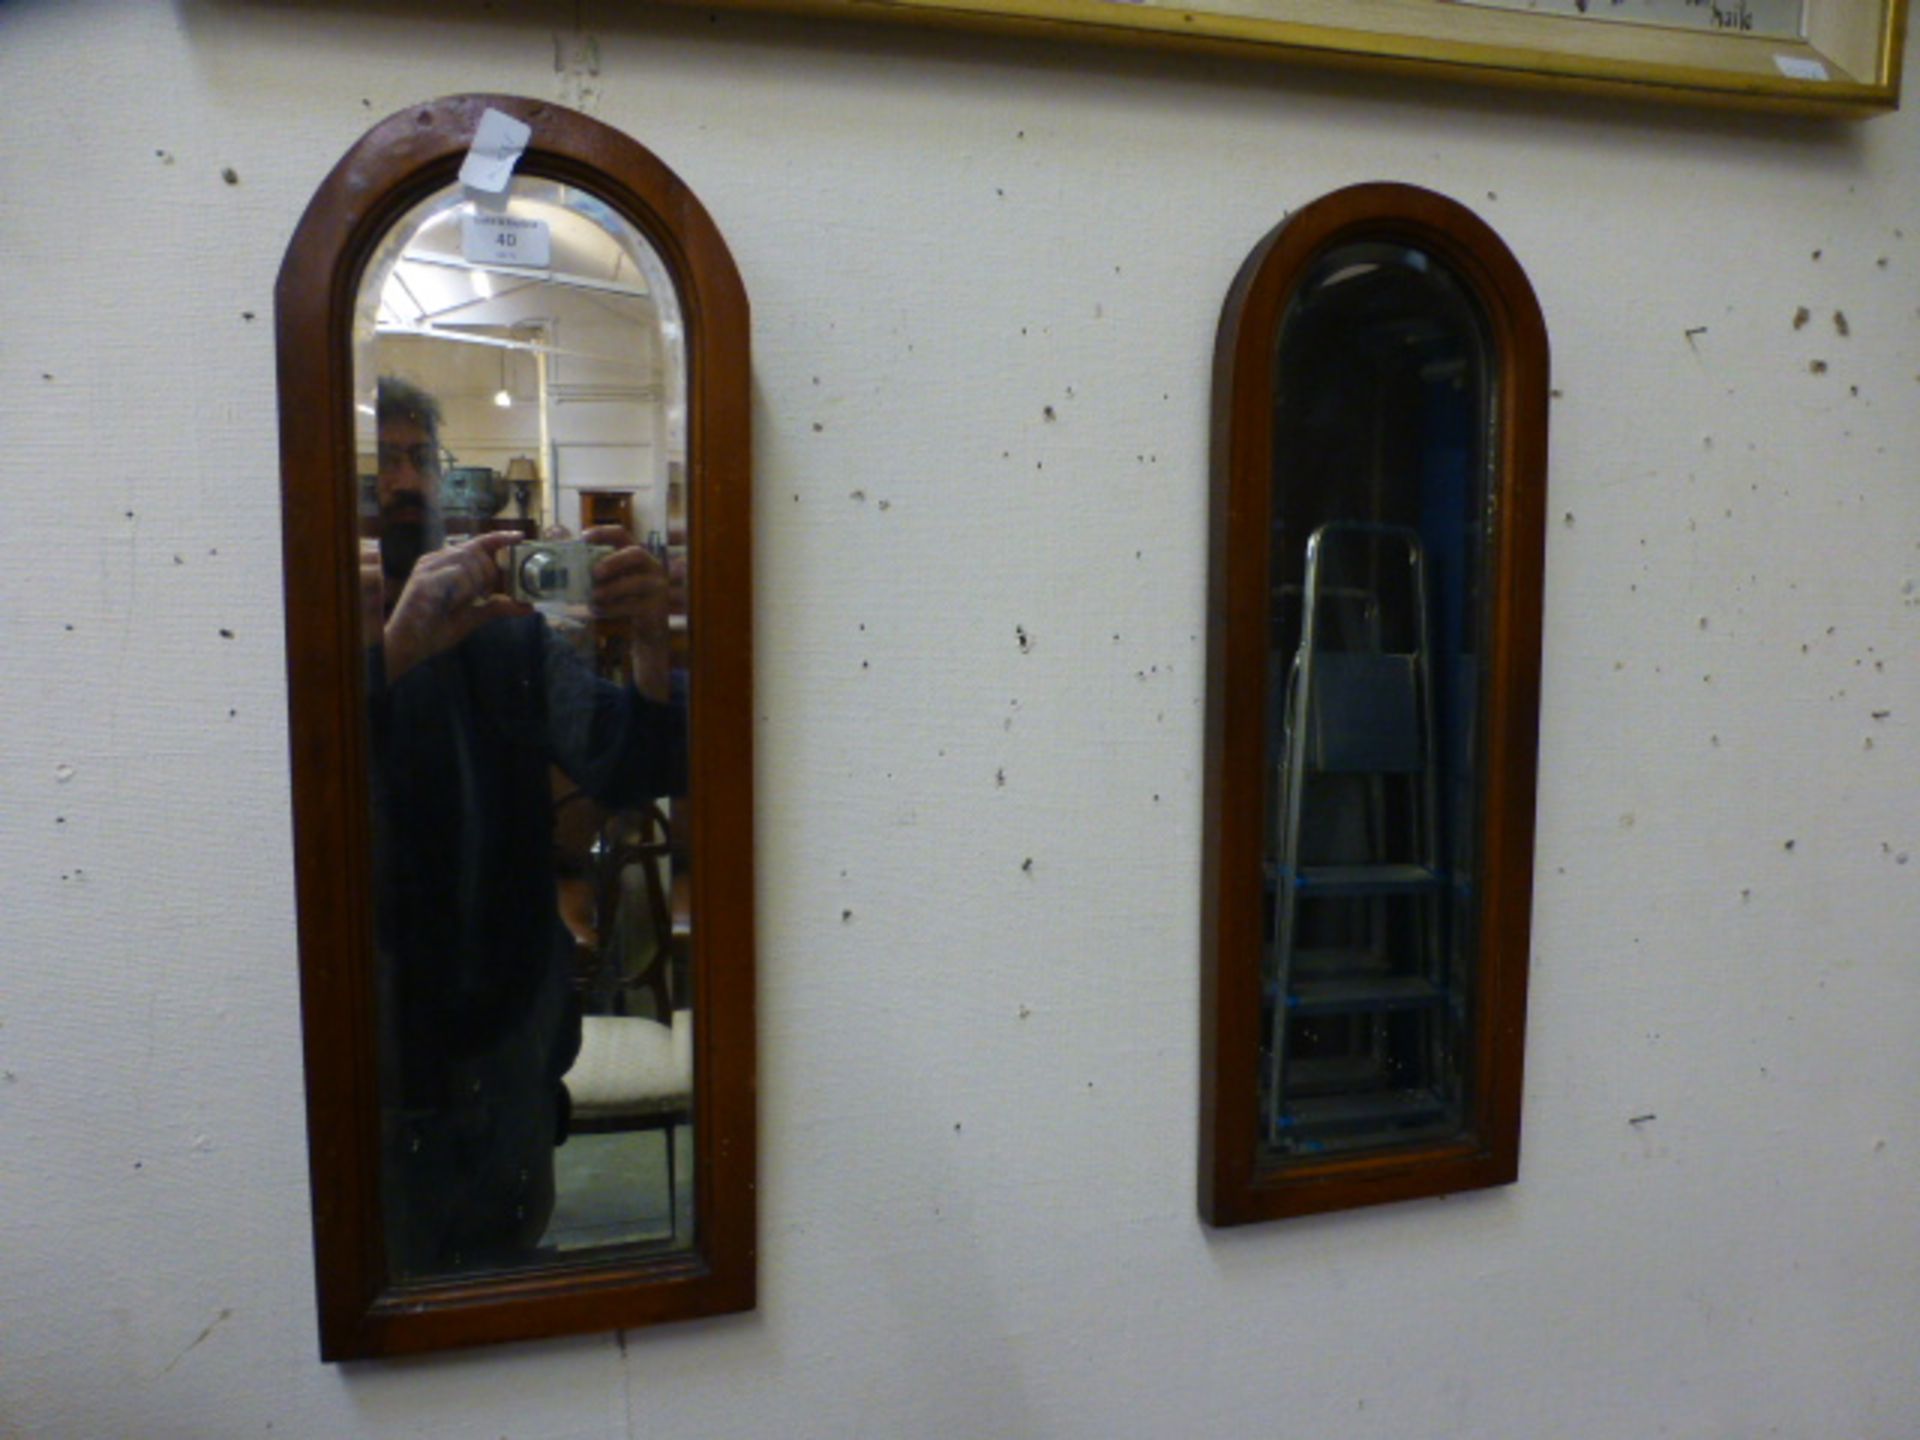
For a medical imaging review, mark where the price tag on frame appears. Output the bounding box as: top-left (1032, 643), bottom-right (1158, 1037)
top-left (462, 213), bottom-right (552, 268)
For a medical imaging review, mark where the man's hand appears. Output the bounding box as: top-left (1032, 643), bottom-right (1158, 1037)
top-left (584, 524), bottom-right (682, 704)
top-left (382, 532), bottom-right (530, 683)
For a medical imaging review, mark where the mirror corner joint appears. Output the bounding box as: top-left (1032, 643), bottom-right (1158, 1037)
top-left (1200, 182), bottom-right (1548, 1230)
top-left (276, 94), bottom-right (754, 1360)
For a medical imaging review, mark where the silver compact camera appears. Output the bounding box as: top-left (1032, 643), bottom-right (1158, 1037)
top-left (503, 540), bottom-right (614, 603)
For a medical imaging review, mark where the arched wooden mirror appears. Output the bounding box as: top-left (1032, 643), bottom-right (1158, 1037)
top-left (277, 96), bottom-right (753, 1356)
top-left (1201, 184), bottom-right (1546, 1226)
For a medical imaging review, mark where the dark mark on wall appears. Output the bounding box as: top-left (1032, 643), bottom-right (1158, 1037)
top-left (1834, 310), bottom-right (1850, 336)
top-left (1784, 839), bottom-right (1796, 851)
top-left (1021, 857), bottom-right (1033, 873)
top-left (1810, 360), bottom-right (1828, 375)
top-left (222, 167), bottom-right (239, 185)
top-left (1684, 325), bottom-right (1708, 345)
top-left (219, 629), bottom-right (234, 639)
top-left (1793, 306), bottom-right (1810, 329)
top-left (1042, 405), bottom-right (1056, 421)
top-left (1016, 625), bottom-right (1031, 653)
top-left (1628, 1113), bottom-right (1656, 1126)
top-left (161, 1308), bottom-right (235, 1375)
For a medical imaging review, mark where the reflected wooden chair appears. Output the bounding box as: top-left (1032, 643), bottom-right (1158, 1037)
top-left (554, 787), bottom-right (677, 1022)
top-left (553, 784), bottom-right (693, 1237)
top-left (562, 1009), bottom-right (693, 1237)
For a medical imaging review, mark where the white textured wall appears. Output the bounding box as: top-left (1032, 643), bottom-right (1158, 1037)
top-left (4, 1), bottom-right (1919, 1435)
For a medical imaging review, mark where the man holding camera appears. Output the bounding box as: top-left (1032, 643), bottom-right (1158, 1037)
top-left (365, 375), bottom-right (685, 1276)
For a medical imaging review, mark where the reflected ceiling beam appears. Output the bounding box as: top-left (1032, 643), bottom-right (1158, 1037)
top-left (374, 322), bottom-right (633, 369)
top-left (389, 267), bottom-right (430, 325)
top-left (399, 250), bottom-right (653, 301)
top-left (401, 272), bottom-right (544, 325)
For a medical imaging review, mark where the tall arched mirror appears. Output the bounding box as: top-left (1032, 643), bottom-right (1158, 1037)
top-left (1201, 184), bottom-right (1546, 1226)
top-left (277, 97), bottom-right (752, 1357)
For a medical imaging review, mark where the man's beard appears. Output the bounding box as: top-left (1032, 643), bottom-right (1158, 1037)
top-left (378, 490), bottom-right (444, 592)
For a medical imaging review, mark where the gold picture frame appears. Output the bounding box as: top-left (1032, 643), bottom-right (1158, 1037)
top-left (690, 0), bottom-right (1906, 116)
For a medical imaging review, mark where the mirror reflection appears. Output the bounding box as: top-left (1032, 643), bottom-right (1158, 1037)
top-left (1264, 241), bottom-right (1490, 1163)
top-left (352, 176), bottom-right (694, 1278)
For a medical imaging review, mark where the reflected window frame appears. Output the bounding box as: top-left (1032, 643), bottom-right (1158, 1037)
top-left (277, 95), bottom-right (754, 1358)
top-left (1200, 183), bottom-right (1548, 1227)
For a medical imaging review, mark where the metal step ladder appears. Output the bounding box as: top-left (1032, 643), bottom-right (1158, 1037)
top-left (1264, 522), bottom-right (1453, 1150)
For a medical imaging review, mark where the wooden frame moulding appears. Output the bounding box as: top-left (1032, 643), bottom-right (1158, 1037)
top-left (673, 0), bottom-right (1906, 117)
top-left (1200, 182), bottom-right (1547, 1227)
top-left (277, 94), bottom-right (755, 1358)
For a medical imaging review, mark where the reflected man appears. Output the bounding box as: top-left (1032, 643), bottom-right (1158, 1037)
top-left (365, 376), bottom-right (684, 1275)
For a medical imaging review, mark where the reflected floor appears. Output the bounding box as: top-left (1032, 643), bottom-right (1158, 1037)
top-left (545, 1127), bottom-right (695, 1252)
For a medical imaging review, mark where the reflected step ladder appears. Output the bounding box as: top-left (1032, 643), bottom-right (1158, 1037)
top-left (1265, 522), bottom-right (1451, 1150)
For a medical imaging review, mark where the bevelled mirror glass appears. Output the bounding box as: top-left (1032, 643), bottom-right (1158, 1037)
top-left (1202, 184), bottom-right (1547, 1227)
top-left (278, 97), bottom-right (753, 1358)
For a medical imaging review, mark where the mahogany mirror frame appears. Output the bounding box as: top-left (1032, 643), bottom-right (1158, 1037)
top-left (276, 95), bottom-right (754, 1358)
top-left (1199, 183), bottom-right (1547, 1227)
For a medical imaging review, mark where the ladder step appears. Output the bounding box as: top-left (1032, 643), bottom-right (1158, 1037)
top-left (1291, 946), bottom-right (1388, 979)
top-left (1287, 974), bottom-right (1445, 1015)
top-left (1275, 1089), bottom-right (1450, 1136)
top-left (1270, 862), bottom-right (1442, 896)
top-left (1282, 1053), bottom-right (1386, 1095)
